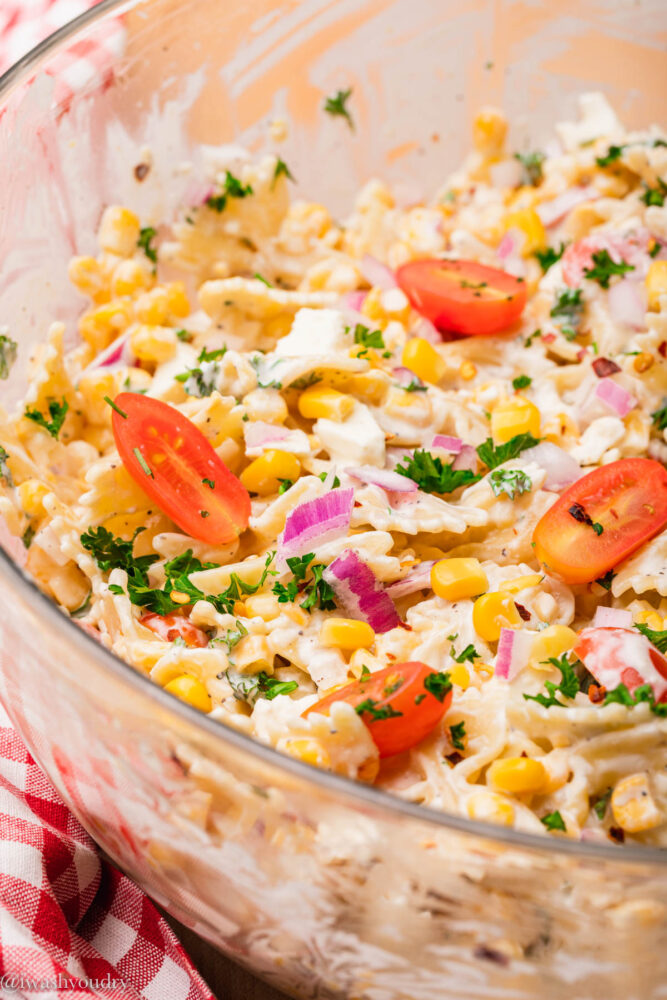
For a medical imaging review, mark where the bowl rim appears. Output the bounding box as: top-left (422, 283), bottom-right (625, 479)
top-left (0, 0), bottom-right (665, 869)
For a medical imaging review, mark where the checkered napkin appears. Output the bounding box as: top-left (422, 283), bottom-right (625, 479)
top-left (0, 703), bottom-right (216, 1000)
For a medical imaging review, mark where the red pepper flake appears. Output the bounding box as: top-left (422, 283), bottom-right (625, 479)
top-left (588, 683), bottom-right (607, 704)
top-left (592, 357), bottom-right (621, 377)
top-left (609, 826), bottom-right (625, 844)
top-left (659, 341), bottom-right (667, 358)
top-left (576, 348), bottom-right (588, 362)
top-left (542, 332), bottom-right (556, 344)
top-left (134, 162), bottom-right (150, 182)
top-left (515, 602), bottom-right (531, 621)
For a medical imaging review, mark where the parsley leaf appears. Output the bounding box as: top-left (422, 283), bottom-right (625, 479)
top-left (449, 721), bottom-right (466, 750)
top-left (227, 669), bottom-right (298, 706)
top-left (476, 433), bottom-right (539, 470)
top-left (249, 354), bottom-right (283, 389)
top-left (210, 620), bottom-right (248, 656)
top-left (514, 151), bottom-right (545, 186)
top-left (603, 682), bottom-right (667, 717)
top-left (272, 157), bottom-right (295, 187)
top-left (137, 226), bottom-right (158, 265)
top-left (635, 622), bottom-right (667, 654)
top-left (81, 526), bottom-right (158, 578)
top-left (524, 329), bottom-right (541, 348)
top-left (541, 810), bottom-right (566, 832)
top-left (640, 180), bottom-right (667, 207)
top-left (550, 287), bottom-right (584, 339)
top-left (25, 398), bottom-right (69, 439)
top-left (651, 402), bottom-right (667, 431)
top-left (206, 170), bottom-right (253, 212)
top-left (595, 569), bottom-right (615, 591)
top-left (450, 643), bottom-right (478, 663)
top-left (403, 378), bottom-right (427, 393)
top-left (175, 348), bottom-right (224, 397)
top-left (583, 249), bottom-right (634, 288)
top-left (277, 478), bottom-right (293, 495)
top-left (592, 788), bottom-right (612, 820)
top-left (489, 468), bottom-right (532, 500)
top-left (423, 671), bottom-right (453, 702)
top-left (396, 449), bottom-right (480, 494)
top-left (523, 654), bottom-right (581, 708)
top-left (534, 244), bottom-right (565, 273)
top-left (512, 375), bottom-right (532, 390)
top-left (0, 333), bottom-right (17, 380)
top-left (595, 144), bottom-right (625, 168)
top-left (0, 446), bottom-right (13, 486)
top-left (350, 323), bottom-right (385, 351)
top-left (323, 88), bottom-right (354, 130)
top-left (271, 553), bottom-right (336, 612)
top-left (355, 698), bottom-right (402, 722)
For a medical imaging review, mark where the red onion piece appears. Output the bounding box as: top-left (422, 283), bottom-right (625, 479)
top-left (497, 232), bottom-right (517, 260)
top-left (386, 446), bottom-right (415, 470)
top-left (360, 254), bottom-right (397, 290)
top-left (279, 488), bottom-right (354, 561)
top-left (430, 435), bottom-right (463, 454)
top-left (495, 628), bottom-right (534, 681)
top-left (323, 550), bottom-right (401, 633)
top-left (536, 187), bottom-right (596, 228)
top-left (595, 379), bottom-right (637, 418)
top-left (346, 466), bottom-right (417, 493)
top-left (392, 366), bottom-right (425, 390)
top-left (79, 330), bottom-right (134, 379)
top-left (452, 445), bottom-right (478, 473)
top-left (243, 421), bottom-right (289, 452)
top-left (342, 290), bottom-right (368, 313)
top-left (521, 442), bottom-right (581, 492)
top-left (386, 561), bottom-right (435, 599)
top-left (591, 357), bottom-right (621, 378)
top-left (592, 607), bottom-right (633, 629)
top-left (607, 279), bottom-right (647, 330)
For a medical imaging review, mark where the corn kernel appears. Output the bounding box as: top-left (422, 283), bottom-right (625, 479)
top-left (467, 790), bottom-right (515, 826)
top-left (459, 360), bottom-right (477, 381)
top-left (502, 573), bottom-right (543, 593)
top-left (240, 450), bottom-right (301, 496)
top-left (504, 209), bottom-right (547, 255)
top-left (611, 773), bottom-right (662, 832)
top-left (135, 288), bottom-right (169, 326)
top-left (401, 338), bottom-right (446, 385)
top-left (432, 558), bottom-right (488, 601)
top-left (473, 108), bottom-right (507, 157)
top-left (98, 206), bottom-right (141, 257)
top-left (320, 618), bottom-right (376, 651)
top-left (491, 398), bottom-right (541, 445)
top-left (164, 674), bottom-right (212, 713)
top-left (284, 738), bottom-right (330, 768)
top-left (130, 324), bottom-right (177, 363)
top-left (472, 591), bottom-right (521, 642)
top-left (68, 256), bottom-right (106, 299)
top-left (111, 259), bottom-right (150, 297)
top-left (298, 386), bottom-right (355, 422)
top-left (17, 479), bottom-right (50, 518)
top-left (449, 664), bottom-right (470, 690)
top-left (633, 352), bottom-right (654, 374)
top-left (530, 625), bottom-right (578, 668)
top-left (645, 260), bottom-right (667, 311)
top-left (488, 757), bottom-right (548, 795)
top-left (165, 281), bottom-right (190, 318)
top-left (79, 299), bottom-right (134, 353)
top-left (244, 594), bottom-right (282, 621)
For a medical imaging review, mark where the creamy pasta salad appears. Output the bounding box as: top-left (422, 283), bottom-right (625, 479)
top-left (1, 92), bottom-right (666, 846)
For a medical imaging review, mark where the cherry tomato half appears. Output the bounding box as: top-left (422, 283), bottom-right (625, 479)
top-left (305, 662), bottom-right (452, 758)
top-left (396, 258), bottom-right (527, 336)
top-left (574, 627), bottom-right (667, 703)
top-left (111, 393), bottom-right (250, 544)
top-left (533, 458), bottom-right (667, 585)
top-left (140, 611), bottom-right (209, 648)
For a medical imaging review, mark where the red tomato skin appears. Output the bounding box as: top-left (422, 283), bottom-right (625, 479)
top-left (396, 258), bottom-right (527, 336)
top-left (574, 627), bottom-right (667, 703)
top-left (305, 662), bottom-right (452, 758)
top-left (533, 458), bottom-right (667, 585)
top-left (112, 393), bottom-right (250, 545)
top-left (140, 612), bottom-right (209, 648)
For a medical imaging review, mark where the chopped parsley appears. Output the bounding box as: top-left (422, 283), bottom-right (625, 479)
top-left (81, 526), bottom-right (158, 577)
top-left (651, 402), bottom-right (667, 431)
top-left (0, 446), bottom-right (13, 486)
top-left (323, 88), bottom-right (354, 130)
top-left (524, 328), bottom-right (541, 348)
top-left (272, 157), bottom-right (295, 187)
top-left (108, 584), bottom-right (125, 595)
top-left (254, 273), bottom-right (272, 287)
top-left (541, 810), bottom-right (566, 832)
top-left (355, 698), bottom-right (402, 722)
top-left (249, 354), bottom-right (283, 389)
top-left (22, 524), bottom-right (35, 549)
top-left (277, 479), bottom-right (293, 495)
top-left (534, 243), bottom-right (565, 274)
top-left (423, 671), bottom-right (453, 702)
top-left (568, 502), bottom-right (603, 535)
top-left (206, 170), bottom-right (253, 212)
top-left (0, 333), bottom-right (17, 380)
top-left (550, 288), bottom-right (584, 339)
top-left (318, 471), bottom-right (341, 488)
top-left (104, 395), bottom-right (127, 418)
top-left (449, 721), bottom-right (466, 750)
top-left (450, 643), bottom-right (479, 664)
top-left (227, 669), bottom-right (298, 706)
top-left (489, 468), bottom-right (532, 500)
top-left (476, 433), bottom-right (539, 470)
top-left (272, 553), bottom-right (336, 612)
top-left (396, 449), bottom-right (480, 494)
top-left (202, 478), bottom-right (215, 489)
top-left (523, 654), bottom-right (581, 708)
top-left (25, 398), bottom-right (69, 439)
top-left (133, 447), bottom-right (153, 478)
top-left (583, 249), bottom-right (634, 288)
top-left (592, 788), bottom-right (612, 820)
top-left (640, 180), bottom-right (667, 207)
top-left (512, 375), bottom-right (532, 390)
top-left (290, 372), bottom-right (322, 390)
top-left (603, 682), bottom-right (667, 717)
top-left (175, 329), bottom-right (192, 342)
top-left (514, 150), bottom-right (545, 186)
top-left (137, 226), bottom-right (158, 265)
top-left (175, 347), bottom-right (226, 397)
top-left (595, 144), bottom-right (625, 168)
top-left (595, 569), bottom-right (616, 591)
top-left (211, 620), bottom-right (248, 656)
top-left (635, 622), bottom-right (667, 654)
top-left (403, 378), bottom-right (427, 393)
top-left (349, 322), bottom-right (385, 352)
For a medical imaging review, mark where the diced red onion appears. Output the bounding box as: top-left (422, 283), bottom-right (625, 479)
top-left (243, 421), bottom-right (289, 452)
top-left (386, 561), bottom-right (436, 599)
top-left (607, 279), bottom-right (647, 330)
top-left (594, 379), bottom-right (637, 418)
top-left (360, 254), bottom-right (397, 290)
top-left (521, 442), bottom-right (581, 492)
top-left (183, 178), bottom-right (215, 206)
top-left (591, 357), bottom-right (621, 378)
top-left (393, 366), bottom-right (425, 390)
top-left (412, 317), bottom-right (441, 344)
top-left (592, 607), bottom-right (632, 629)
top-left (495, 628), bottom-right (535, 681)
top-left (536, 187), bottom-right (596, 228)
top-left (342, 290), bottom-right (368, 313)
top-left (346, 466), bottom-right (418, 493)
top-left (497, 232), bottom-right (517, 261)
top-left (452, 445), bottom-right (478, 473)
top-left (79, 330), bottom-right (134, 379)
top-left (430, 435), bottom-right (463, 454)
top-left (489, 158), bottom-right (523, 190)
top-left (279, 488), bottom-right (354, 561)
top-left (323, 549), bottom-right (401, 633)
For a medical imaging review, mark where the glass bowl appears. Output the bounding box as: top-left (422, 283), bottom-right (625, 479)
top-left (0, 2), bottom-right (665, 997)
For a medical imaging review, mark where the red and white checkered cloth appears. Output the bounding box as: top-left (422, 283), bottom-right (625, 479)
top-left (0, 5), bottom-right (215, 998)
